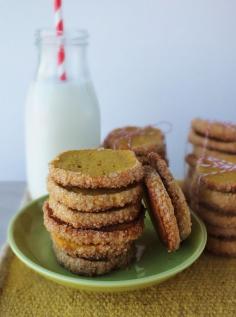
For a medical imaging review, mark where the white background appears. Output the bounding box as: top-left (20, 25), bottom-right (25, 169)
top-left (0, 0), bottom-right (236, 181)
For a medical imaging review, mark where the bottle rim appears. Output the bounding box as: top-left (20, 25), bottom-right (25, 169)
top-left (35, 28), bottom-right (89, 46)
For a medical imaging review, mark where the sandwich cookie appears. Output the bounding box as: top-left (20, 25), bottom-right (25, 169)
top-left (144, 164), bottom-right (180, 252)
top-left (148, 153), bottom-right (192, 240)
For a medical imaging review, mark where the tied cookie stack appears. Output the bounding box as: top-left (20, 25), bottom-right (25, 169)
top-left (103, 125), bottom-right (168, 165)
top-left (43, 149), bottom-right (144, 276)
top-left (184, 118), bottom-right (236, 257)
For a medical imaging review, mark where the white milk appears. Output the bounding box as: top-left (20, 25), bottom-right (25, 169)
top-left (25, 81), bottom-right (100, 199)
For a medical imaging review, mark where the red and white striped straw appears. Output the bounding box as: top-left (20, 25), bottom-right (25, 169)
top-left (54, 0), bottom-right (67, 81)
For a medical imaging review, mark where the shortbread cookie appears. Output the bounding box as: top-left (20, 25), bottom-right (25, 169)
top-left (103, 126), bottom-right (167, 160)
top-left (206, 223), bottom-right (236, 238)
top-left (144, 165), bottom-right (180, 252)
top-left (49, 198), bottom-right (142, 229)
top-left (197, 187), bottom-right (236, 214)
top-left (51, 233), bottom-right (133, 260)
top-left (206, 235), bottom-right (236, 257)
top-left (148, 153), bottom-right (191, 240)
top-left (193, 145), bottom-right (236, 162)
top-left (43, 201), bottom-right (144, 245)
top-left (195, 203), bottom-right (236, 228)
top-left (53, 242), bottom-right (135, 276)
top-left (49, 149), bottom-right (144, 188)
top-left (185, 154), bottom-right (236, 193)
top-left (192, 118), bottom-right (236, 142)
top-left (184, 167), bottom-right (236, 213)
top-left (47, 178), bottom-right (143, 212)
top-left (188, 129), bottom-right (236, 154)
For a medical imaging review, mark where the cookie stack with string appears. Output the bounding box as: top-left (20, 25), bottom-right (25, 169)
top-left (103, 125), bottom-right (168, 165)
top-left (43, 149), bottom-right (144, 276)
top-left (184, 118), bottom-right (236, 257)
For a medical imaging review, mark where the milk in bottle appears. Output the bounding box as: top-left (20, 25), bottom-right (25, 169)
top-left (25, 30), bottom-right (100, 198)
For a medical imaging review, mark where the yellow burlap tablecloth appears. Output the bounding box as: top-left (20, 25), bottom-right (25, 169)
top-left (0, 245), bottom-right (236, 317)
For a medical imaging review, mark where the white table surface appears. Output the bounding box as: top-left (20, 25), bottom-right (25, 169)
top-left (0, 181), bottom-right (25, 247)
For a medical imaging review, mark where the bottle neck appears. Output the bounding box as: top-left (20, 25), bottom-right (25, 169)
top-left (35, 44), bottom-right (89, 82)
top-left (34, 29), bottom-right (90, 83)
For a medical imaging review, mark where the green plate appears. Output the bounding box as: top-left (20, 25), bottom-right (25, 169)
top-left (8, 196), bottom-right (207, 292)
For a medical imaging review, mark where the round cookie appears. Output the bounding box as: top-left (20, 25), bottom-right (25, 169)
top-left (197, 187), bottom-right (236, 214)
top-left (192, 118), bottom-right (236, 142)
top-left (51, 233), bottom-right (133, 260)
top-left (53, 242), bottom-right (135, 276)
top-left (144, 165), bottom-right (180, 252)
top-left (103, 126), bottom-right (166, 155)
top-left (49, 149), bottom-right (144, 188)
top-left (195, 203), bottom-right (236, 228)
top-left (206, 223), bottom-right (236, 238)
top-left (185, 154), bottom-right (236, 193)
top-left (188, 129), bottom-right (236, 154)
top-left (148, 152), bottom-right (191, 240)
top-left (184, 166), bottom-right (236, 213)
top-left (47, 178), bottom-right (143, 212)
top-left (206, 236), bottom-right (236, 257)
top-left (49, 198), bottom-right (142, 229)
top-left (193, 145), bottom-right (236, 162)
top-left (43, 201), bottom-right (144, 245)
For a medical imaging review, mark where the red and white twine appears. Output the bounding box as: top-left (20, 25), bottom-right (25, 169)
top-left (200, 156), bottom-right (236, 174)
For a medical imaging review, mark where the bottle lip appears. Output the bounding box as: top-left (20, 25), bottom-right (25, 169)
top-left (35, 28), bottom-right (89, 46)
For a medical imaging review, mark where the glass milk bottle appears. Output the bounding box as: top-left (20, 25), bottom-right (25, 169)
top-left (25, 29), bottom-right (100, 199)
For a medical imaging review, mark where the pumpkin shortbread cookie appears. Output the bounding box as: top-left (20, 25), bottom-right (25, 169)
top-left (103, 126), bottom-right (167, 160)
top-left (49, 198), bottom-right (142, 229)
top-left (47, 178), bottom-right (143, 212)
top-left (49, 149), bottom-right (144, 188)
top-left (206, 223), bottom-right (236, 238)
top-left (51, 233), bottom-right (133, 260)
top-left (196, 186), bottom-right (236, 213)
top-left (193, 145), bottom-right (236, 162)
top-left (148, 152), bottom-right (191, 240)
top-left (53, 242), bottom-right (135, 276)
top-left (192, 118), bottom-right (236, 142)
top-left (206, 224), bottom-right (236, 256)
top-left (188, 129), bottom-right (236, 153)
top-left (206, 236), bottom-right (236, 257)
top-left (184, 165), bottom-right (236, 212)
top-left (195, 203), bottom-right (236, 228)
top-left (43, 201), bottom-right (144, 245)
top-left (185, 154), bottom-right (236, 193)
top-left (144, 165), bottom-right (180, 252)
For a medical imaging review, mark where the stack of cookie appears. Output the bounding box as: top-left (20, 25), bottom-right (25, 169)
top-left (188, 118), bottom-right (236, 161)
top-left (184, 118), bottom-right (236, 257)
top-left (103, 125), bottom-right (168, 165)
top-left (43, 149), bottom-right (144, 276)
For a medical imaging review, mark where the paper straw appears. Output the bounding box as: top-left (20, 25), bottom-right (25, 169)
top-left (54, 0), bottom-right (67, 80)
